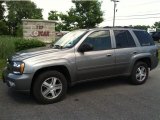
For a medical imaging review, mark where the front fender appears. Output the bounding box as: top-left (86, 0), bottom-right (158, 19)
top-left (24, 58), bottom-right (76, 82)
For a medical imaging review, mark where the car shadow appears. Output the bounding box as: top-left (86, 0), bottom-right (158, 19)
top-left (7, 89), bottom-right (37, 105)
top-left (68, 77), bottom-right (129, 95)
top-left (6, 77), bottom-right (129, 104)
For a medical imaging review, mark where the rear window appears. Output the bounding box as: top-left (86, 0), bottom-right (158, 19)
top-left (133, 31), bottom-right (155, 46)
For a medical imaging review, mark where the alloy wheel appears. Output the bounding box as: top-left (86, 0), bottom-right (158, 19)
top-left (41, 77), bottom-right (62, 99)
top-left (136, 66), bottom-right (147, 82)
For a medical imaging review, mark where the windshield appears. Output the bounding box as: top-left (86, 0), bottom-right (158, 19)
top-left (53, 30), bottom-right (87, 49)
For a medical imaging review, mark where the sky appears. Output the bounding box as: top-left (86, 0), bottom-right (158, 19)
top-left (32, 0), bottom-right (160, 27)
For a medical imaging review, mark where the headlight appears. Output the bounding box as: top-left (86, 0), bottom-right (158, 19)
top-left (12, 62), bottom-right (25, 74)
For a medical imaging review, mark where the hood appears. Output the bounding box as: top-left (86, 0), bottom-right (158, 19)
top-left (11, 47), bottom-right (61, 61)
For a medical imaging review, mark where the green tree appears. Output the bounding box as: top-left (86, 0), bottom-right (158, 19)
top-left (0, 1), bottom-right (5, 20)
top-left (154, 21), bottom-right (160, 28)
top-left (48, 11), bottom-right (62, 31)
top-left (48, 0), bottom-right (103, 31)
top-left (6, 1), bottom-right (43, 36)
top-left (48, 11), bottom-right (59, 20)
top-left (0, 20), bottom-right (8, 35)
top-left (72, 0), bottom-right (103, 29)
top-left (0, 1), bottom-right (7, 35)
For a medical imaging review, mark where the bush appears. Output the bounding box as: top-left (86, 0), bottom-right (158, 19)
top-left (0, 36), bottom-right (46, 59)
top-left (0, 59), bottom-right (6, 79)
top-left (0, 21), bottom-right (8, 35)
top-left (0, 36), bottom-right (15, 59)
top-left (16, 24), bottom-right (23, 37)
top-left (15, 39), bottom-right (45, 51)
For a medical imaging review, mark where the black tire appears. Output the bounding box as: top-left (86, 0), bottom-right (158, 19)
top-left (33, 71), bottom-right (67, 104)
top-left (130, 62), bottom-right (149, 85)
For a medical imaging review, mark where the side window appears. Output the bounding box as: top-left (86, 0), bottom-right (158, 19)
top-left (82, 30), bottom-right (112, 51)
top-left (114, 30), bottom-right (136, 48)
top-left (133, 31), bottom-right (155, 46)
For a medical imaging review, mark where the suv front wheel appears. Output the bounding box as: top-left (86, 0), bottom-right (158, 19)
top-left (130, 62), bottom-right (149, 85)
top-left (33, 71), bottom-right (67, 104)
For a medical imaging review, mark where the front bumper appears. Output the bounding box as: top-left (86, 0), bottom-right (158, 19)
top-left (2, 68), bottom-right (33, 92)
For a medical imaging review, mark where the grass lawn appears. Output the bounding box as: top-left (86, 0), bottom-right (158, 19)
top-left (0, 59), bottom-right (6, 79)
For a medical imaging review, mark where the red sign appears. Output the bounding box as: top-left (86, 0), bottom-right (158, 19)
top-left (31, 31), bottom-right (50, 37)
top-left (38, 31), bottom-right (49, 36)
top-left (31, 25), bottom-right (51, 37)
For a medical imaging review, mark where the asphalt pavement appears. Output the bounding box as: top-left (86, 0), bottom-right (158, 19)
top-left (0, 65), bottom-right (160, 120)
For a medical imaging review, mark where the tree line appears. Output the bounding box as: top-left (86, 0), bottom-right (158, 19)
top-left (0, 0), bottom-right (160, 37)
top-left (0, 0), bottom-right (103, 36)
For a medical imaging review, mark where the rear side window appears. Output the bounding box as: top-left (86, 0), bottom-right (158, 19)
top-left (114, 30), bottom-right (136, 48)
top-left (133, 31), bottom-right (155, 46)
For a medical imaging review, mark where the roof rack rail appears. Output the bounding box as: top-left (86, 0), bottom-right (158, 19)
top-left (103, 26), bottom-right (134, 28)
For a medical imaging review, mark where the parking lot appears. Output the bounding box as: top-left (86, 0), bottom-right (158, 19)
top-left (0, 65), bottom-right (160, 120)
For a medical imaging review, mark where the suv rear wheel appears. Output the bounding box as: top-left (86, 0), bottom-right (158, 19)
top-left (33, 71), bottom-right (67, 104)
top-left (130, 62), bottom-right (149, 85)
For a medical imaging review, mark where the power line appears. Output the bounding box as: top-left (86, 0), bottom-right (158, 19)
top-left (103, 0), bottom-right (160, 14)
top-left (107, 12), bottom-right (160, 19)
top-left (103, 9), bottom-right (160, 16)
top-left (118, 0), bottom-right (160, 8)
top-left (103, 9), bottom-right (160, 17)
top-left (105, 16), bottom-right (160, 21)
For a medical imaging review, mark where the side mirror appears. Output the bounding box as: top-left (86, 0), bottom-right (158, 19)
top-left (78, 43), bottom-right (93, 53)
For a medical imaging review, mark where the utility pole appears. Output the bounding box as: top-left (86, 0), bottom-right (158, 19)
top-left (111, 0), bottom-right (119, 27)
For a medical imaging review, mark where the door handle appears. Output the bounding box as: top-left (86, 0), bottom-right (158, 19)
top-left (106, 54), bottom-right (112, 57)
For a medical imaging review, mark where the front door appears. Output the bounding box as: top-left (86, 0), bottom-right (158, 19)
top-left (75, 30), bottom-right (116, 81)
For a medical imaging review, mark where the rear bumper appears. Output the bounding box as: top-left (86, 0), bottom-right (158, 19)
top-left (2, 68), bottom-right (32, 92)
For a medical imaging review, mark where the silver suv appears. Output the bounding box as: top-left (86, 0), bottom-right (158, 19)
top-left (3, 28), bottom-right (159, 104)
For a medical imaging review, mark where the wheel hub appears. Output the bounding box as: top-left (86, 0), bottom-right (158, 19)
top-left (41, 77), bottom-right (62, 99)
top-left (136, 66), bottom-right (147, 82)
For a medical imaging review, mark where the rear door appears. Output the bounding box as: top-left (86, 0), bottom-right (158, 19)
top-left (113, 30), bottom-right (138, 75)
